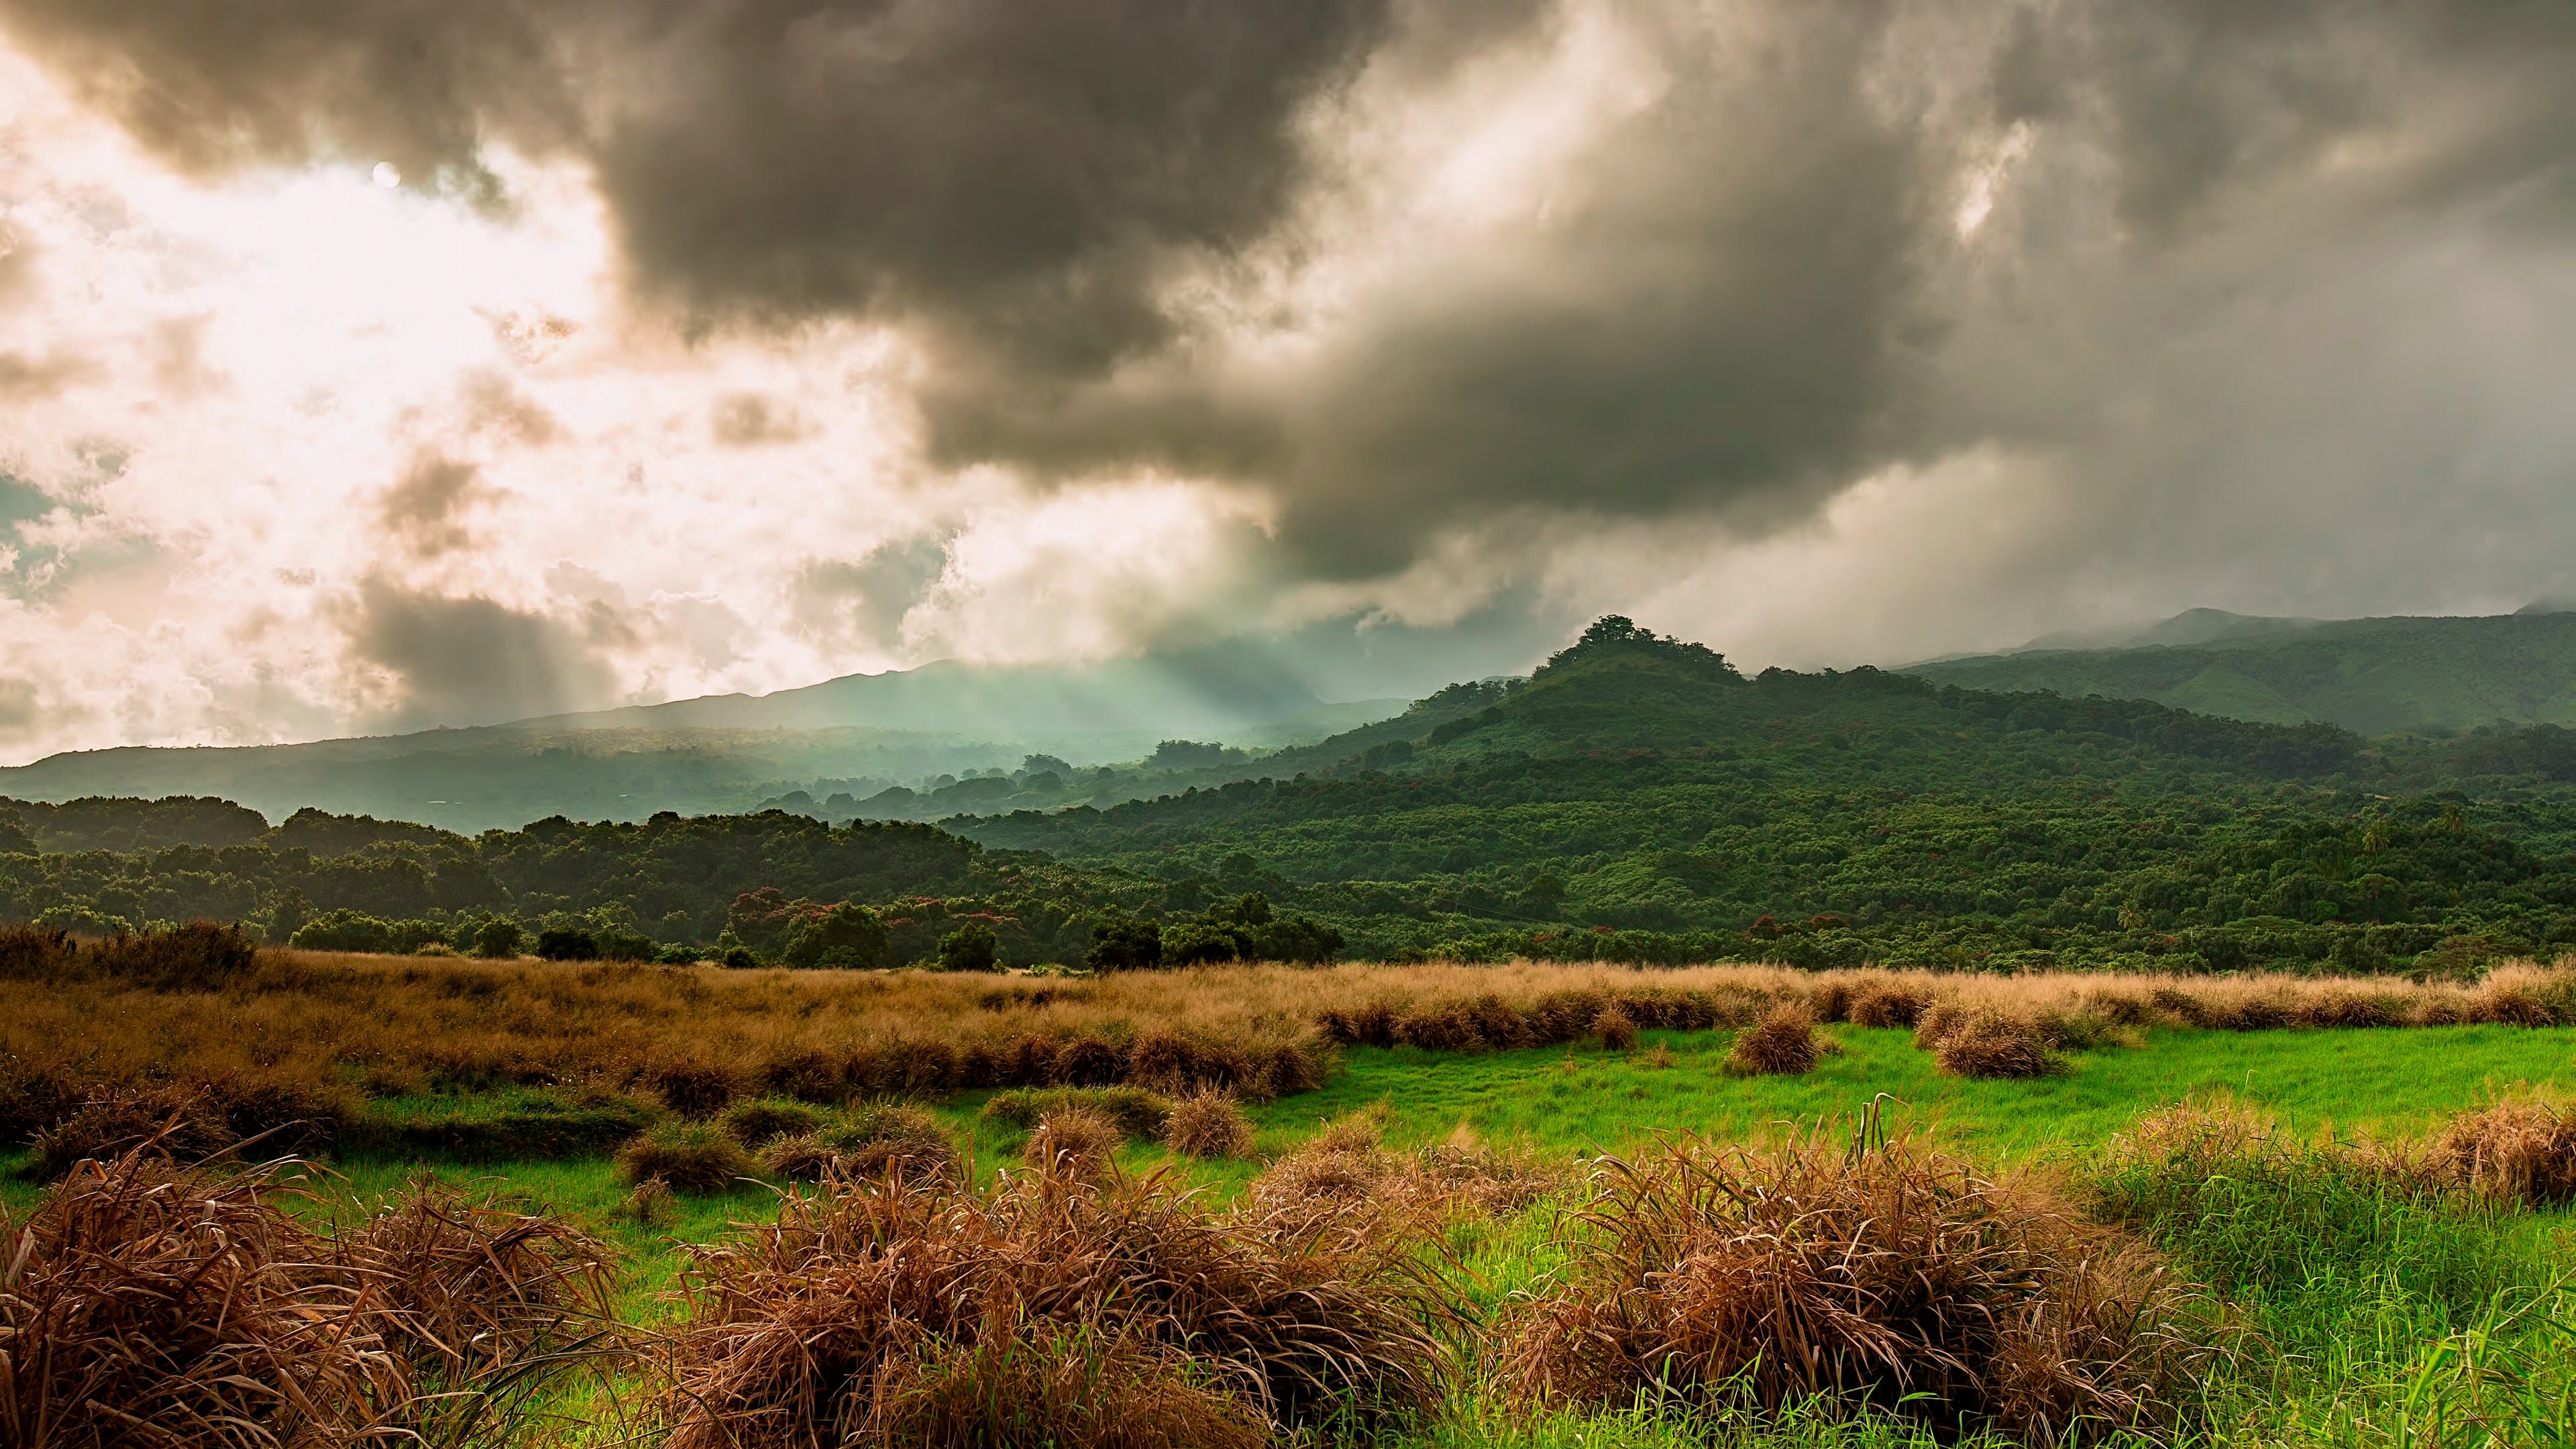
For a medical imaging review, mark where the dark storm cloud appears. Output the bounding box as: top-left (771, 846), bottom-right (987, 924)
top-left (9, 0), bottom-right (2576, 601)
top-left (344, 577), bottom-right (616, 728)
top-left (378, 452), bottom-right (486, 557)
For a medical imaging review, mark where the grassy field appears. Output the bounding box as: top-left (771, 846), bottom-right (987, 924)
top-left (17, 951), bottom-right (2576, 1448)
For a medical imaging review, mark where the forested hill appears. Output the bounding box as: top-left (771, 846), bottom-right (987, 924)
top-left (1905, 610), bottom-right (2576, 735)
top-left (19, 617), bottom-right (2576, 977)
top-left (956, 617), bottom-right (2576, 973)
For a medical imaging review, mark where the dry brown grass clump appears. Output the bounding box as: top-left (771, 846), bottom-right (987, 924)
top-left (647, 1059), bottom-right (745, 1118)
top-left (1250, 1117), bottom-right (1564, 1233)
top-left (1725, 1004), bottom-right (1831, 1077)
top-left (0, 1152), bottom-right (622, 1448)
top-left (2438, 1093), bottom-right (2576, 1206)
top-left (1499, 1136), bottom-right (2209, 1447)
top-left (327, 1179), bottom-right (623, 1446)
top-left (761, 1105), bottom-right (960, 1186)
top-left (651, 1167), bottom-right (1453, 1448)
top-left (1592, 1005), bottom-right (1639, 1052)
top-left (1849, 981), bottom-right (1936, 1028)
top-left (983, 1084), bottom-right (1173, 1139)
top-left (1024, 1106), bottom-right (1126, 1179)
top-left (618, 1120), bottom-right (758, 1194)
top-left (1932, 1010), bottom-right (2064, 1080)
top-left (27, 1084), bottom-right (241, 1181)
top-left (0, 1153), bottom-right (402, 1447)
top-left (1164, 1089), bottom-right (1257, 1161)
top-left (720, 1097), bottom-right (836, 1147)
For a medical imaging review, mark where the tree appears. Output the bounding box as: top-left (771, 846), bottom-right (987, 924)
top-left (1085, 913), bottom-right (1163, 971)
top-left (472, 918), bottom-right (525, 959)
top-left (938, 921), bottom-right (1001, 973)
top-left (535, 927), bottom-right (600, 961)
top-left (782, 902), bottom-right (891, 970)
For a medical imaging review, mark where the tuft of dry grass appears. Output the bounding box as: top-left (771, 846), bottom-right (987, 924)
top-left (0, 1151), bottom-right (624, 1448)
top-left (1163, 1089), bottom-right (1257, 1161)
top-left (0, 1152), bottom-right (402, 1448)
top-left (327, 1179), bottom-right (624, 1448)
top-left (1933, 1010), bottom-right (2064, 1080)
top-left (1024, 1106), bottom-right (1126, 1181)
top-left (2438, 1093), bottom-right (2576, 1206)
top-left (650, 1167), bottom-right (1453, 1448)
top-left (1724, 1004), bottom-right (1830, 1077)
top-left (617, 1120), bottom-right (758, 1194)
top-left (1250, 1118), bottom-right (1564, 1235)
top-left (646, 1059), bottom-right (745, 1118)
top-left (720, 1097), bottom-right (835, 1148)
top-left (26, 1083), bottom-right (241, 1181)
top-left (1849, 980), bottom-right (1936, 1028)
top-left (761, 1104), bottom-right (959, 1186)
top-left (983, 1084), bottom-right (1172, 1140)
top-left (1497, 1135), bottom-right (2210, 1447)
top-left (1591, 1005), bottom-right (1639, 1053)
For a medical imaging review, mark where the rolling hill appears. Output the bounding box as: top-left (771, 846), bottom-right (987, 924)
top-left (1905, 609), bottom-right (2576, 735)
top-left (0, 653), bottom-right (1406, 832)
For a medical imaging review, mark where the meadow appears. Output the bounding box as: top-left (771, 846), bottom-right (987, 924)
top-left (11, 938), bottom-right (2576, 1448)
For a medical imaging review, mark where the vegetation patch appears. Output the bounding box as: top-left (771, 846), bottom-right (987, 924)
top-left (618, 1120), bottom-right (759, 1195)
top-left (1501, 1135), bottom-right (2213, 1446)
top-left (649, 1166), bottom-right (1454, 1447)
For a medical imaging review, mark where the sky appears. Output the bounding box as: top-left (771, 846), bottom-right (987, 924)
top-left (0, 0), bottom-right (2572, 762)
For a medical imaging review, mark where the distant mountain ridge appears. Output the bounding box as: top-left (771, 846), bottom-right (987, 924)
top-left (0, 651), bottom-right (1404, 832)
top-left (1906, 610), bottom-right (2576, 735)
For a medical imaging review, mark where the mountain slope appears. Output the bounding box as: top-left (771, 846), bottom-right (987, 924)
top-left (951, 617), bottom-right (2576, 972)
top-left (1907, 611), bottom-right (2576, 735)
top-left (0, 653), bottom-right (1405, 832)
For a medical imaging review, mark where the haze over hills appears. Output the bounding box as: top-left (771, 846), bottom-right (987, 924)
top-left (0, 652), bottom-right (1407, 833)
top-left (1904, 610), bottom-right (2576, 737)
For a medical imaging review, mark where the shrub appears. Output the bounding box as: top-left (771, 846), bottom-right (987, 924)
top-left (983, 1085), bottom-right (1173, 1139)
top-left (1085, 912), bottom-right (1164, 971)
top-left (1024, 1106), bottom-right (1125, 1179)
top-left (648, 1059), bottom-right (745, 1118)
top-left (1592, 1005), bottom-right (1638, 1053)
top-left (472, 918), bottom-right (525, 959)
top-left (535, 928), bottom-right (600, 961)
top-left (91, 920), bottom-right (263, 989)
top-left (720, 1097), bottom-right (836, 1147)
top-left (617, 1120), bottom-right (758, 1194)
top-left (1934, 1010), bottom-right (2063, 1080)
top-left (292, 908), bottom-right (397, 955)
top-left (1163, 1090), bottom-right (1256, 1160)
top-left (937, 921), bottom-right (1001, 973)
top-left (652, 1167), bottom-right (1451, 1448)
top-left (781, 902), bottom-right (890, 970)
top-left (1725, 1004), bottom-right (1825, 1077)
top-left (2438, 1094), bottom-right (2576, 1206)
top-left (1500, 1136), bottom-right (2208, 1446)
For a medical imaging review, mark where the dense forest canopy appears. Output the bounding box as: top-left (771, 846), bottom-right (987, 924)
top-left (11, 618), bottom-right (2576, 975)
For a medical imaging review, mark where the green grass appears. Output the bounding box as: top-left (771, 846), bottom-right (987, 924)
top-left (1278, 1024), bottom-right (2576, 1163)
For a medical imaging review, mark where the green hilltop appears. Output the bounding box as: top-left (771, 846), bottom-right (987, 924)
top-left (1905, 608), bottom-right (2576, 736)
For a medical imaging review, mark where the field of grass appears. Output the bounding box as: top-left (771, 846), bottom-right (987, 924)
top-left (17, 949), bottom-right (2576, 1448)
